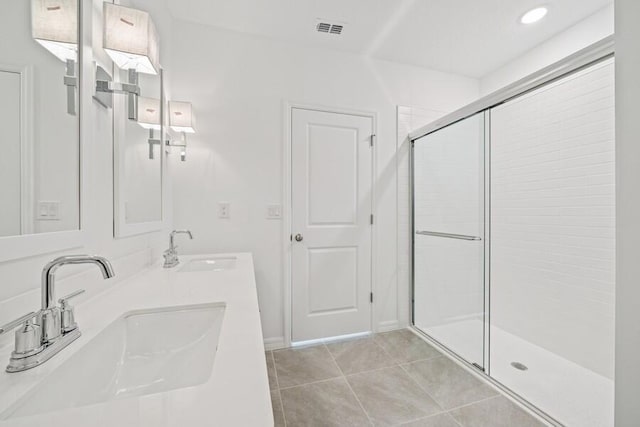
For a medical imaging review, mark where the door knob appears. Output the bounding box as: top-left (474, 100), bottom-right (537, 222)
top-left (294, 234), bottom-right (303, 242)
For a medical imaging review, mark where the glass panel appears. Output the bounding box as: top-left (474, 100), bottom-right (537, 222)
top-left (489, 58), bottom-right (615, 427)
top-left (412, 111), bottom-right (485, 367)
top-left (0, 0), bottom-right (80, 237)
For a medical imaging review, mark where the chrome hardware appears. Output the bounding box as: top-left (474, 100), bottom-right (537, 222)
top-left (0, 312), bottom-right (37, 335)
top-left (64, 59), bottom-right (77, 116)
top-left (0, 312), bottom-right (44, 360)
top-left (163, 230), bottom-right (194, 268)
top-left (59, 289), bottom-right (86, 333)
top-left (1, 255), bottom-right (114, 373)
top-left (294, 234), bottom-right (303, 242)
top-left (415, 230), bottom-right (482, 241)
top-left (95, 68), bottom-right (140, 120)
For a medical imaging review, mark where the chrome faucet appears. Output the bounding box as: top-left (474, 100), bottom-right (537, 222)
top-left (163, 230), bottom-right (193, 268)
top-left (0, 255), bottom-right (114, 373)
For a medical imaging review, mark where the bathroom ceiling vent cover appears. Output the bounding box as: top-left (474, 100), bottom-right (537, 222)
top-left (316, 20), bottom-right (344, 35)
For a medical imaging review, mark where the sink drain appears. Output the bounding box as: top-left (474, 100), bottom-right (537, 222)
top-left (511, 361), bottom-right (528, 371)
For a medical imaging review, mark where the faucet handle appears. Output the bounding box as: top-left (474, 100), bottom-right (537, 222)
top-left (0, 312), bottom-right (37, 335)
top-left (58, 289), bottom-right (86, 306)
top-left (59, 289), bottom-right (85, 333)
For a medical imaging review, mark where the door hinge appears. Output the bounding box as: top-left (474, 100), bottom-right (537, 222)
top-left (370, 292), bottom-right (374, 303)
top-left (370, 134), bottom-right (376, 147)
top-left (370, 214), bottom-right (374, 225)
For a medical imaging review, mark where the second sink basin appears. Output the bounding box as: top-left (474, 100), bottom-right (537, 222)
top-left (2, 302), bottom-right (226, 420)
top-left (179, 257), bottom-right (237, 272)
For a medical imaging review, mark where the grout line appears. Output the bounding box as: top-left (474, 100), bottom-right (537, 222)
top-left (278, 375), bottom-right (344, 391)
top-left (269, 351), bottom-right (286, 426)
top-left (270, 350), bottom-right (280, 390)
top-left (328, 345), bottom-right (374, 426)
top-left (446, 394), bottom-right (502, 413)
top-left (398, 362), bottom-right (447, 414)
top-left (393, 412), bottom-right (462, 427)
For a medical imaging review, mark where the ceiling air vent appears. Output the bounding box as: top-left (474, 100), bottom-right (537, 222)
top-left (316, 20), bottom-right (344, 35)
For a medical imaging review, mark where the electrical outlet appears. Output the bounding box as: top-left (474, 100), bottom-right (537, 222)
top-left (267, 204), bottom-right (282, 219)
top-left (218, 202), bottom-right (230, 219)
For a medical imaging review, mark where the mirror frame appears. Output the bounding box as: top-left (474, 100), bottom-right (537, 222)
top-left (0, 0), bottom-right (84, 263)
top-left (112, 68), bottom-right (165, 238)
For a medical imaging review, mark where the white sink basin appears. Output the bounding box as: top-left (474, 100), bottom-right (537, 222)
top-left (2, 303), bottom-right (226, 420)
top-left (179, 257), bottom-right (237, 272)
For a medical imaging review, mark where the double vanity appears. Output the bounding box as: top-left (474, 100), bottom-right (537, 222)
top-left (0, 252), bottom-right (272, 426)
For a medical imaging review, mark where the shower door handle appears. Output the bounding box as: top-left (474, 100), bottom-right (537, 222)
top-left (415, 231), bottom-right (481, 241)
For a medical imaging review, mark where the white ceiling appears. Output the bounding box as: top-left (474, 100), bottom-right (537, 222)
top-left (165, 0), bottom-right (612, 78)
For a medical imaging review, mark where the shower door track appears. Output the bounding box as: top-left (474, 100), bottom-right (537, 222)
top-left (408, 36), bottom-right (615, 427)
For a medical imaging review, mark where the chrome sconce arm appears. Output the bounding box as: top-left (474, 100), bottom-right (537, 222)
top-left (95, 68), bottom-right (141, 120)
top-left (166, 132), bottom-right (188, 162)
top-left (63, 59), bottom-right (77, 116)
top-left (148, 129), bottom-right (171, 160)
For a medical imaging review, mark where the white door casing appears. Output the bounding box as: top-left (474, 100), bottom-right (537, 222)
top-left (290, 107), bottom-right (374, 342)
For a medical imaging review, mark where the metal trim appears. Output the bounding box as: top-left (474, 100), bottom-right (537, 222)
top-left (415, 230), bottom-right (481, 241)
top-left (409, 36), bottom-right (614, 142)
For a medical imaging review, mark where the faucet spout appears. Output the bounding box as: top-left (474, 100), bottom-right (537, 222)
top-left (41, 255), bottom-right (115, 310)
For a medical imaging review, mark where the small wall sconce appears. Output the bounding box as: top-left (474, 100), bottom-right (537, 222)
top-left (96, 3), bottom-right (159, 120)
top-left (31, 0), bottom-right (78, 115)
top-left (168, 101), bottom-right (196, 162)
top-left (137, 97), bottom-right (164, 160)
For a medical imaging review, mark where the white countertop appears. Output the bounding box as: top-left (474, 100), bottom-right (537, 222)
top-left (0, 253), bottom-right (273, 427)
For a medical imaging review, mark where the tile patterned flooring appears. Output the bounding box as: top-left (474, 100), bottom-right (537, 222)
top-left (266, 329), bottom-right (546, 427)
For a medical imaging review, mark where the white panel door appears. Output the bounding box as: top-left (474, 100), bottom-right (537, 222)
top-left (291, 108), bottom-right (373, 342)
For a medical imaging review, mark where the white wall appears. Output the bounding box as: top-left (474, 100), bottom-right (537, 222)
top-left (614, 0), bottom-right (640, 424)
top-left (480, 4), bottom-right (614, 96)
top-left (0, 0), bottom-right (172, 337)
top-left (0, 0), bottom-right (80, 235)
top-left (0, 71), bottom-right (21, 237)
top-left (491, 59), bottom-right (615, 379)
top-left (164, 19), bottom-right (479, 345)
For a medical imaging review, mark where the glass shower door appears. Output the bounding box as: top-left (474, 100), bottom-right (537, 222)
top-left (412, 112), bottom-right (486, 368)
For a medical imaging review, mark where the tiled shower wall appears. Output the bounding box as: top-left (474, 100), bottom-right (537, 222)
top-left (491, 59), bottom-right (615, 379)
top-left (398, 57), bottom-right (615, 379)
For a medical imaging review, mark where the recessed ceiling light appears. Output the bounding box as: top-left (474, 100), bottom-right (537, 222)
top-left (520, 6), bottom-right (548, 24)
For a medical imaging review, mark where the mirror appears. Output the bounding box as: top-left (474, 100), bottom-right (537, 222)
top-left (0, 0), bottom-right (80, 238)
top-left (113, 67), bottom-right (164, 237)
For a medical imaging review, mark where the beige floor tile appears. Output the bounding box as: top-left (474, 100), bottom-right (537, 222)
top-left (326, 337), bottom-right (395, 375)
top-left (400, 412), bottom-right (461, 427)
top-left (274, 345), bottom-right (342, 388)
top-left (347, 366), bottom-right (442, 426)
top-left (402, 357), bottom-right (498, 410)
top-left (266, 351), bottom-right (279, 390)
top-left (448, 396), bottom-right (545, 427)
top-left (271, 390), bottom-right (286, 427)
top-left (374, 330), bottom-right (442, 363)
top-left (280, 378), bottom-right (371, 426)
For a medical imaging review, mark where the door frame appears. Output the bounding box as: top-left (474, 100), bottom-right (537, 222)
top-left (282, 101), bottom-right (378, 348)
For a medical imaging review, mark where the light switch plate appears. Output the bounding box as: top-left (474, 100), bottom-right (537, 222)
top-left (267, 204), bottom-right (282, 219)
top-left (218, 202), bottom-right (230, 219)
top-left (37, 201), bottom-right (61, 221)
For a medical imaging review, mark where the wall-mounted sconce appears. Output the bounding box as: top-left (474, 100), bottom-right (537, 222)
top-left (96, 3), bottom-right (159, 120)
top-left (167, 101), bottom-right (196, 162)
top-left (137, 97), bottom-right (165, 160)
top-left (31, 0), bottom-right (78, 115)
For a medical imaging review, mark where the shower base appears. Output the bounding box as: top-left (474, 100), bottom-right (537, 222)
top-left (418, 320), bottom-right (613, 427)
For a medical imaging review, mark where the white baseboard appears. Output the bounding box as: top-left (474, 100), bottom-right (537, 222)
top-left (264, 336), bottom-right (286, 350)
top-left (377, 320), bottom-right (406, 333)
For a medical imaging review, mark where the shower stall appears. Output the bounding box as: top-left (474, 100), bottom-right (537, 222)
top-left (409, 38), bottom-right (615, 427)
